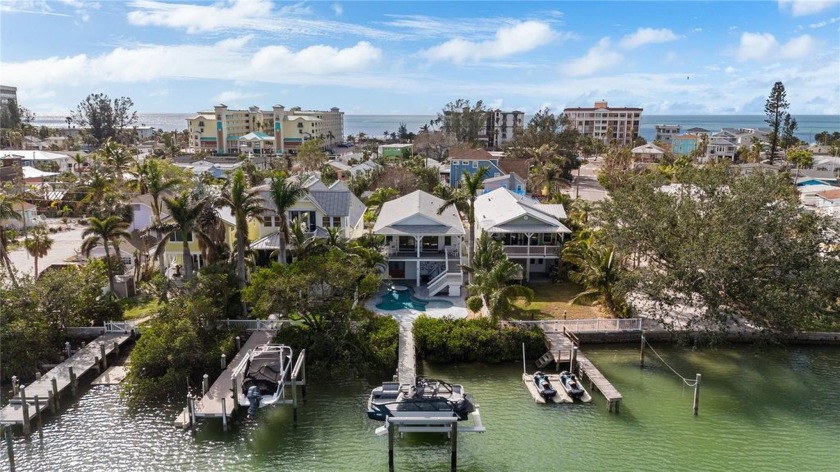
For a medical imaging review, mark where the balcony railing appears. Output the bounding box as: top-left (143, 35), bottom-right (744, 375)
top-left (502, 245), bottom-right (560, 258)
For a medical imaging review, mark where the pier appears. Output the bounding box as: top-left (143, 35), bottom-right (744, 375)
top-left (511, 319), bottom-right (628, 413)
top-left (0, 330), bottom-right (134, 434)
top-left (174, 327), bottom-right (306, 430)
top-left (397, 321), bottom-right (415, 385)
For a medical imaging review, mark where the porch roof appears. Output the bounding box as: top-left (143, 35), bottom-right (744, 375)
top-left (486, 225), bottom-right (569, 234)
top-left (375, 224), bottom-right (463, 236)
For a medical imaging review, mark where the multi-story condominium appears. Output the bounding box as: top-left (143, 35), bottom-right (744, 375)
top-left (0, 85), bottom-right (17, 109)
top-left (655, 124), bottom-right (681, 143)
top-left (187, 104), bottom-right (344, 155)
top-left (443, 108), bottom-right (524, 149)
top-left (563, 100), bottom-right (643, 146)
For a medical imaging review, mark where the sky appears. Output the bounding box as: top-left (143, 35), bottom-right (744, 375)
top-left (1, 0), bottom-right (839, 116)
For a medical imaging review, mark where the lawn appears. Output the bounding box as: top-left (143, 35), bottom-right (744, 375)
top-left (511, 281), bottom-right (603, 320)
top-left (121, 297), bottom-right (163, 321)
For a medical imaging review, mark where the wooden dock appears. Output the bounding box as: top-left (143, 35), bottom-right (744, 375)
top-left (193, 330), bottom-right (274, 419)
top-left (543, 330), bottom-right (623, 413)
top-left (0, 332), bottom-right (133, 430)
top-left (397, 321), bottom-right (415, 386)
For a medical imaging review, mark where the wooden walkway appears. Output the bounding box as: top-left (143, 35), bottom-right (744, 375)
top-left (397, 321), bottom-right (416, 386)
top-left (543, 331), bottom-right (623, 413)
top-left (0, 332), bottom-right (133, 427)
top-left (192, 330), bottom-right (274, 419)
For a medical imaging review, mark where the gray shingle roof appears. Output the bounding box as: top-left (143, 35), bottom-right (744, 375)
top-left (309, 190), bottom-right (350, 217)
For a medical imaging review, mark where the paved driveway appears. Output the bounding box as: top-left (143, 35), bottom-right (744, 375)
top-left (7, 221), bottom-right (107, 276)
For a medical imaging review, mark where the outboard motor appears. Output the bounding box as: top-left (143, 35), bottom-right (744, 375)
top-left (247, 385), bottom-right (261, 417)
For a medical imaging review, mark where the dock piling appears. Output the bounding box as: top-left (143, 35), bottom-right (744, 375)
top-left (231, 378), bottom-right (239, 407)
top-left (113, 341), bottom-right (119, 357)
top-left (202, 374), bottom-right (209, 396)
top-left (220, 354), bottom-right (227, 370)
top-left (221, 398), bottom-right (228, 432)
top-left (387, 422), bottom-right (395, 472)
top-left (185, 395), bottom-right (193, 429)
top-left (235, 336), bottom-right (241, 352)
top-left (68, 366), bottom-right (77, 395)
top-left (51, 378), bottom-right (60, 410)
top-left (65, 341), bottom-right (72, 358)
top-left (19, 386), bottom-right (30, 436)
top-left (450, 422), bottom-right (458, 472)
top-left (571, 346), bottom-right (578, 374)
top-left (693, 373), bottom-right (701, 415)
top-left (4, 426), bottom-right (15, 472)
top-left (11, 376), bottom-right (19, 397)
top-left (99, 343), bottom-right (107, 370)
top-left (34, 395), bottom-right (43, 441)
top-left (640, 333), bottom-right (645, 368)
top-left (291, 375), bottom-right (298, 424)
top-left (35, 372), bottom-right (42, 381)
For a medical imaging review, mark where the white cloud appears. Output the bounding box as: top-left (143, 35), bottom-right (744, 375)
top-left (736, 32), bottom-right (816, 61)
top-left (725, 66), bottom-right (736, 74)
top-left (809, 16), bottom-right (840, 27)
top-left (693, 27), bottom-right (703, 33)
top-left (215, 90), bottom-right (262, 104)
top-left (619, 27), bottom-right (681, 49)
top-left (563, 38), bottom-right (622, 77)
top-left (1, 38), bottom-right (383, 89)
top-left (419, 21), bottom-right (556, 63)
top-left (332, 2), bottom-right (343, 16)
top-left (778, 0), bottom-right (840, 17)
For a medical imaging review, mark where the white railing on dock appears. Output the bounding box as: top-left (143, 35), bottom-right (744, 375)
top-left (104, 321), bottom-right (137, 333)
top-left (215, 319), bottom-right (286, 331)
top-left (507, 318), bottom-right (644, 333)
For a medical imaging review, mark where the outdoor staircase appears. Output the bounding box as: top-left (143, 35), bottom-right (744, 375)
top-left (427, 270), bottom-right (462, 296)
top-left (535, 351), bottom-right (554, 369)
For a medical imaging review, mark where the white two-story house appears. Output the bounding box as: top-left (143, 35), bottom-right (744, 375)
top-left (373, 190), bottom-right (465, 296)
top-left (473, 188), bottom-right (571, 281)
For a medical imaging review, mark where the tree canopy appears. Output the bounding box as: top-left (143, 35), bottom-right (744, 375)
top-left (597, 167), bottom-right (840, 332)
top-left (71, 93), bottom-right (138, 146)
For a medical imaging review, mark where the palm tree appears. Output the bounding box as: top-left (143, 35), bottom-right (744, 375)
top-left (437, 167), bottom-right (489, 282)
top-left (71, 153), bottom-right (87, 178)
top-left (24, 226), bottom-right (53, 276)
top-left (0, 194), bottom-right (22, 286)
top-left (101, 138), bottom-right (132, 180)
top-left (562, 243), bottom-right (626, 315)
top-left (288, 215), bottom-right (323, 260)
top-left (81, 215), bottom-right (131, 296)
top-left (364, 187), bottom-right (398, 232)
top-left (267, 174), bottom-right (307, 263)
top-left (463, 235), bottom-right (534, 321)
top-left (153, 193), bottom-right (209, 280)
top-left (218, 169), bottom-right (265, 285)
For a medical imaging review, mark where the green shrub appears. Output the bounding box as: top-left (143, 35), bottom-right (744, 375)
top-left (413, 316), bottom-right (545, 364)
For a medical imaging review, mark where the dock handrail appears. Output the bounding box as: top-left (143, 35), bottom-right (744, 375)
top-left (291, 349), bottom-right (306, 380)
top-left (215, 319), bottom-right (287, 331)
top-left (508, 318), bottom-right (644, 333)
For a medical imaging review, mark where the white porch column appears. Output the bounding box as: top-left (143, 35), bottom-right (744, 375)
top-left (415, 235), bottom-right (422, 286)
top-left (525, 233), bottom-right (533, 282)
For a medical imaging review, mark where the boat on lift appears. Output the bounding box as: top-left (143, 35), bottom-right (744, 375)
top-left (367, 378), bottom-right (478, 423)
top-left (232, 344), bottom-right (293, 416)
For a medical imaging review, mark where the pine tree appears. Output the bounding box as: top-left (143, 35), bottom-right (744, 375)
top-left (764, 81), bottom-right (789, 164)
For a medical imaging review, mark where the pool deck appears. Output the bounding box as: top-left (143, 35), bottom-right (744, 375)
top-left (366, 285), bottom-right (468, 320)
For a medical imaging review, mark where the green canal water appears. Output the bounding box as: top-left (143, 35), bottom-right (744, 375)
top-left (3, 344), bottom-right (840, 471)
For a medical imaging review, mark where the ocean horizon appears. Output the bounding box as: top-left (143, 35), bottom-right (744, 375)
top-left (32, 113), bottom-right (840, 144)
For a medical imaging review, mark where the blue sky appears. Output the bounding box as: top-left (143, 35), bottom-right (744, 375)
top-left (1, 0), bottom-right (838, 115)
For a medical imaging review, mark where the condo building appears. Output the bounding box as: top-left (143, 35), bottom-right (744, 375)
top-left (0, 85), bottom-right (17, 108)
top-left (563, 101), bottom-right (643, 146)
top-left (187, 104), bottom-right (344, 155)
top-left (443, 108), bottom-right (525, 149)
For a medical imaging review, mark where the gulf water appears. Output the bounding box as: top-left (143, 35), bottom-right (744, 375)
top-left (3, 344), bottom-right (839, 471)
top-left (32, 114), bottom-right (840, 144)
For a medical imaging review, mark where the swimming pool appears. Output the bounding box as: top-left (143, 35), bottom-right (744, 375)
top-left (374, 285), bottom-right (454, 311)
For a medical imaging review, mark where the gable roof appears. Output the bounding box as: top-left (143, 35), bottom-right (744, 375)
top-left (484, 172), bottom-right (526, 187)
top-left (631, 143), bottom-right (665, 154)
top-left (373, 190), bottom-right (465, 236)
top-left (497, 158), bottom-right (531, 179)
top-left (474, 188), bottom-right (570, 234)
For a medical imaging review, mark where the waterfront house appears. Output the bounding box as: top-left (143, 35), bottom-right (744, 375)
top-left (372, 190), bottom-right (465, 295)
top-left (157, 206), bottom-right (237, 271)
top-left (473, 188), bottom-right (571, 281)
top-left (704, 136), bottom-right (737, 162)
top-left (655, 125), bottom-right (681, 143)
top-left (249, 176), bottom-right (366, 262)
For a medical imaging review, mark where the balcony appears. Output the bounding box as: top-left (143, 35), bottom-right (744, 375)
top-left (383, 246), bottom-right (460, 260)
top-left (502, 245), bottom-right (560, 258)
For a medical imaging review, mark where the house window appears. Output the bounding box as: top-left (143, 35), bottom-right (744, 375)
top-left (471, 161), bottom-right (477, 168)
top-left (192, 254), bottom-right (203, 269)
top-left (444, 236), bottom-right (452, 246)
top-left (333, 217), bottom-right (341, 227)
top-left (422, 236), bottom-right (438, 251)
top-left (542, 234), bottom-right (554, 244)
top-left (323, 216), bottom-right (330, 228)
top-left (170, 231), bottom-right (193, 242)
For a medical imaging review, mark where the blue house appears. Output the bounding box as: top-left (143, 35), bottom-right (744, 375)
top-left (448, 148), bottom-right (505, 187)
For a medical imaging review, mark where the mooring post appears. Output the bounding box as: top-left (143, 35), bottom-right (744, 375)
top-left (11, 376), bottom-right (19, 397)
top-left (5, 426), bottom-right (15, 472)
top-left (235, 336), bottom-right (241, 352)
top-left (221, 398), bottom-right (228, 432)
top-left (450, 421), bottom-right (458, 471)
top-left (291, 375), bottom-right (298, 424)
top-left (68, 367), bottom-right (77, 396)
top-left (47, 391), bottom-right (55, 414)
top-left (693, 373), bottom-right (701, 416)
top-left (220, 354), bottom-right (227, 370)
top-left (231, 378), bottom-right (239, 406)
top-left (185, 394), bottom-right (193, 429)
top-left (571, 346), bottom-right (578, 374)
top-left (640, 333), bottom-right (645, 368)
top-left (34, 395), bottom-right (43, 441)
top-left (190, 395), bottom-right (197, 430)
top-left (99, 343), bottom-right (107, 370)
top-left (113, 341), bottom-right (119, 357)
top-left (51, 378), bottom-right (60, 410)
top-left (19, 386), bottom-right (30, 436)
top-left (65, 341), bottom-right (71, 358)
top-left (93, 356), bottom-right (100, 374)
top-left (387, 421), bottom-right (395, 472)
top-left (35, 372), bottom-right (42, 381)
top-left (202, 374), bottom-right (209, 396)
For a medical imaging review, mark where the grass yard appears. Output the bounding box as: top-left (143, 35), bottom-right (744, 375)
top-left (511, 281), bottom-right (603, 320)
top-left (121, 297), bottom-right (163, 321)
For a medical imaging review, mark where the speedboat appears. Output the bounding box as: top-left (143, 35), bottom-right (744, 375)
top-left (532, 371), bottom-right (557, 399)
top-left (232, 344), bottom-right (293, 416)
top-left (367, 378), bottom-right (476, 422)
top-left (559, 371), bottom-right (585, 400)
